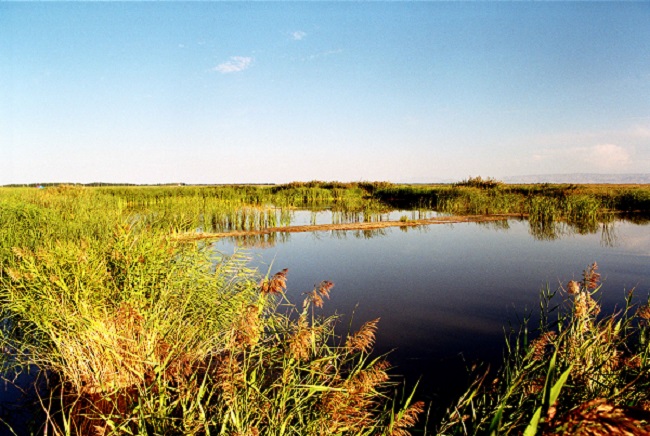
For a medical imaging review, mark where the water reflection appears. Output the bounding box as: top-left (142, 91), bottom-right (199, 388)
top-left (476, 219), bottom-right (511, 232)
top-left (213, 217), bottom-right (650, 407)
top-left (197, 203), bottom-right (641, 248)
top-left (525, 214), bottom-right (622, 246)
top-left (222, 212), bottom-right (629, 250)
top-left (331, 228), bottom-right (389, 240)
top-left (600, 221), bottom-right (617, 247)
top-left (224, 232), bottom-right (293, 249)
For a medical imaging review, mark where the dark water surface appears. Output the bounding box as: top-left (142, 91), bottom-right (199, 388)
top-left (213, 216), bottom-right (650, 409)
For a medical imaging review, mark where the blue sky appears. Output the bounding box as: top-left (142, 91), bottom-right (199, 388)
top-left (1, 2), bottom-right (649, 184)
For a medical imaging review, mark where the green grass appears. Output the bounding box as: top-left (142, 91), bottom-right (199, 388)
top-left (1, 181), bottom-right (649, 434)
top-left (0, 185), bottom-right (423, 435)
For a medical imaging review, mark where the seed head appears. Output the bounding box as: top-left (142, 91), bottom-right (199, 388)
top-left (530, 331), bottom-right (557, 361)
top-left (637, 305), bottom-right (650, 321)
top-left (346, 318), bottom-right (380, 354)
top-left (261, 268), bottom-right (288, 295)
top-left (567, 280), bottom-right (581, 295)
top-left (389, 401), bottom-right (425, 436)
top-left (303, 280), bottom-right (335, 308)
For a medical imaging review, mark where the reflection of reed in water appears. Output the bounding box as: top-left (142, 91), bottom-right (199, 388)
top-left (528, 219), bottom-right (562, 241)
top-left (527, 216), bottom-right (620, 246)
top-left (331, 228), bottom-right (388, 240)
top-left (227, 232), bottom-right (292, 248)
top-left (600, 221), bottom-right (617, 248)
top-left (618, 212), bottom-right (650, 225)
top-left (477, 219), bottom-right (512, 232)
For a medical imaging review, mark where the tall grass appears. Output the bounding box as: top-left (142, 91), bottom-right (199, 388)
top-left (436, 188), bottom-right (523, 215)
top-left (0, 186), bottom-right (119, 264)
top-left (0, 186), bottom-right (423, 434)
top-left (371, 181), bottom-right (650, 224)
top-left (1, 225), bottom-right (262, 433)
top-left (437, 263), bottom-right (650, 435)
top-left (5, 182), bottom-right (646, 239)
top-left (2, 182), bottom-right (650, 433)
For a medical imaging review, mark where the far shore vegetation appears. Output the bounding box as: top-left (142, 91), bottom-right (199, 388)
top-left (1, 178), bottom-right (650, 434)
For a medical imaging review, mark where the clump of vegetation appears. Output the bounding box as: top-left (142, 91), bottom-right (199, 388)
top-left (438, 263), bottom-right (650, 435)
top-left (453, 176), bottom-right (504, 189)
top-left (371, 185), bottom-right (438, 209)
top-left (614, 188), bottom-right (650, 212)
top-left (0, 187), bottom-right (423, 434)
top-left (1, 225), bottom-right (259, 434)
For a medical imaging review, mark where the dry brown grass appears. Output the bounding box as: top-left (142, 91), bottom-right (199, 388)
top-left (546, 398), bottom-right (650, 435)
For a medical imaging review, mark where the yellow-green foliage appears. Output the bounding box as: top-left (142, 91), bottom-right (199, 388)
top-left (2, 182), bottom-right (649, 434)
top-left (2, 225), bottom-right (260, 433)
top-left (0, 186), bottom-right (423, 435)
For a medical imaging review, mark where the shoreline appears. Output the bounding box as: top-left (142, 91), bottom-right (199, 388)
top-left (174, 213), bottom-right (523, 241)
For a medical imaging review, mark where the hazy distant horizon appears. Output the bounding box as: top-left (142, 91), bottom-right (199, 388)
top-left (2, 3), bottom-right (649, 185)
top-left (5, 173), bottom-right (650, 188)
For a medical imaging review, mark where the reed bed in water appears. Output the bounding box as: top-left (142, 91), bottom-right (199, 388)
top-left (371, 178), bottom-right (650, 218)
top-left (2, 182), bottom-right (650, 434)
top-left (6, 181), bottom-right (646, 236)
top-left (438, 263), bottom-right (650, 435)
top-left (0, 186), bottom-right (423, 435)
top-left (1, 232), bottom-right (423, 434)
top-left (173, 214), bottom-right (517, 241)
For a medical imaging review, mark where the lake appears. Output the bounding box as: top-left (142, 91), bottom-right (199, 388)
top-left (213, 214), bottom-right (650, 409)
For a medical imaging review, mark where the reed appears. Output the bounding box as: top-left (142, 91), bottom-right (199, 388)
top-left (436, 187), bottom-right (523, 215)
top-left (1, 224), bottom-right (261, 434)
top-left (6, 182), bottom-right (646, 239)
top-left (2, 181), bottom-right (650, 434)
top-left (0, 187), bottom-right (423, 435)
top-left (613, 188), bottom-right (650, 212)
top-left (437, 263), bottom-right (650, 435)
top-left (372, 185), bottom-right (439, 209)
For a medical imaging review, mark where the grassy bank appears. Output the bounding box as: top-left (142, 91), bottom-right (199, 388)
top-left (5, 179), bottom-right (647, 237)
top-left (0, 186), bottom-right (422, 435)
top-left (1, 182), bottom-right (649, 434)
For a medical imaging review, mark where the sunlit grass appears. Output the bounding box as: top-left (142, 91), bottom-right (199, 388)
top-left (1, 181), bottom-right (649, 434)
top-left (0, 185), bottom-right (423, 435)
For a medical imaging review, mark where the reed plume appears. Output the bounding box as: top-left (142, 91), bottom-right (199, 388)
top-left (390, 401), bottom-right (426, 436)
top-left (303, 280), bottom-right (334, 308)
top-left (260, 268), bottom-right (288, 295)
top-left (346, 318), bottom-right (380, 354)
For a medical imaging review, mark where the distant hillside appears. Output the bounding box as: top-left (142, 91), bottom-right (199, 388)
top-left (501, 174), bottom-right (650, 184)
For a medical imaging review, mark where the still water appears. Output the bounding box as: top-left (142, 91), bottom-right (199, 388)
top-left (213, 215), bottom-right (650, 406)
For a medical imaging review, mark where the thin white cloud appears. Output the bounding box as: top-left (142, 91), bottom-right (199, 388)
top-left (213, 56), bottom-right (254, 74)
top-left (292, 31), bottom-right (307, 41)
top-left (591, 143), bottom-right (631, 167)
top-left (527, 122), bottom-right (650, 147)
top-left (520, 121), bottom-right (650, 174)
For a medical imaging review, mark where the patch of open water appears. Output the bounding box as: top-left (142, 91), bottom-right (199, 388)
top-left (213, 216), bottom-right (650, 409)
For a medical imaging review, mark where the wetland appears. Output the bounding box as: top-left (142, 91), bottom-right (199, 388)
top-left (1, 180), bottom-right (650, 434)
